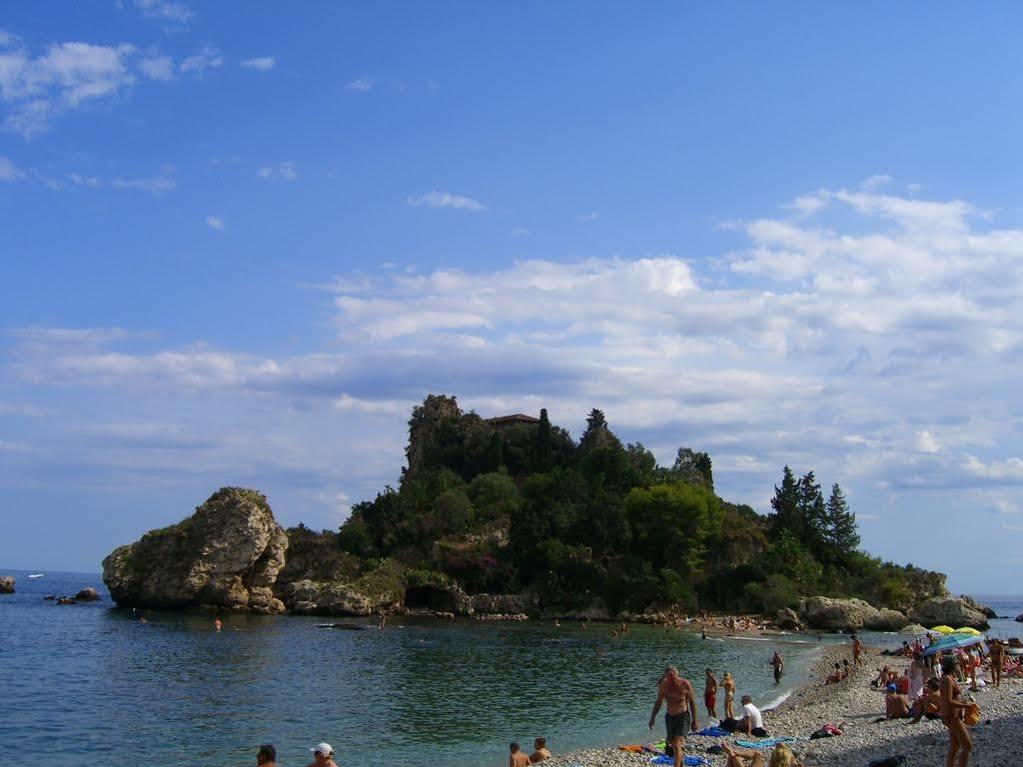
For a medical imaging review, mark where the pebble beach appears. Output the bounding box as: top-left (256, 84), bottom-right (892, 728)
top-left (544, 645), bottom-right (1023, 767)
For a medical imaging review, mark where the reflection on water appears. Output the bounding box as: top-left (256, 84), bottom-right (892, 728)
top-left (3, 571), bottom-right (887, 767)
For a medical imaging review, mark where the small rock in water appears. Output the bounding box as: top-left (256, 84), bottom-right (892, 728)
top-left (0, 576), bottom-right (15, 594)
top-left (74, 587), bottom-right (101, 602)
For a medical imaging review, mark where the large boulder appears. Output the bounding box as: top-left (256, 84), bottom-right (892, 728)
top-left (471, 593), bottom-right (532, 617)
top-left (74, 587), bottom-right (100, 602)
top-left (909, 596), bottom-right (989, 630)
top-left (801, 597), bottom-right (909, 632)
top-left (959, 595), bottom-right (997, 619)
top-left (0, 576), bottom-right (14, 594)
top-left (776, 607), bottom-right (802, 631)
top-left (281, 579), bottom-right (403, 616)
top-left (102, 488), bottom-right (288, 614)
top-left (1015, 613), bottom-right (1022, 623)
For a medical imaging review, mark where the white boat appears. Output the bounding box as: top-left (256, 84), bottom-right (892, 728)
top-left (28, 573), bottom-right (44, 579)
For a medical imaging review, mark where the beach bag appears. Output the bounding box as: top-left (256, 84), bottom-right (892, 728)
top-left (963, 703), bottom-right (981, 726)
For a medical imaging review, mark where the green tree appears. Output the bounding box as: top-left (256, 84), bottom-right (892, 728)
top-left (797, 471), bottom-right (828, 559)
top-left (671, 447), bottom-right (714, 490)
top-left (825, 483), bottom-right (859, 566)
top-left (535, 408), bottom-right (553, 472)
top-left (579, 408), bottom-right (621, 453)
top-left (467, 472), bottom-right (520, 521)
top-left (624, 482), bottom-right (723, 578)
top-left (770, 466), bottom-right (801, 540)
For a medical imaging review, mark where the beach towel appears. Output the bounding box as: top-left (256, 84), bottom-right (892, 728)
top-left (648, 756), bottom-right (711, 766)
top-left (734, 737), bottom-right (798, 749)
top-left (694, 726), bottom-right (730, 737)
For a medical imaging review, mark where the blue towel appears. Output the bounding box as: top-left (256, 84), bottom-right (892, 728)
top-left (734, 736), bottom-right (797, 749)
top-left (648, 757), bottom-right (710, 766)
top-left (694, 726), bottom-right (730, 737)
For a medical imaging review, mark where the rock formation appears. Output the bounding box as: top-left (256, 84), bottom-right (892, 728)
top-left (776, 607), bottom-right (802, 631)
top-left (959, 594), bottom-right (997, 619)
top-left (0, 576), bottom-right (14, 593)
top-left (74, 587), bottom-right (100, 601)
top-left (102, 487), bottom-right (288, 614)
top-left (1015, 613), bottom-right (1022, 623)
top-left (801, 596), bottom-right (909, 632)
top-left (909, 596), bottom-right (990, 630)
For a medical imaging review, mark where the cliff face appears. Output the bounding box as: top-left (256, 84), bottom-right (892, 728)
top-left (102, 488), bottom-right (288, 614)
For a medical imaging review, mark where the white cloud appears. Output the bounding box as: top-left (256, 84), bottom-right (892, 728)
top-left (860, 174), bottom-right (893, 191)
top-left (205, 215), bottom-right (223, 231)
top-left (180, 47), bottom-right (223, 76)
top-left (0, 155), bottom-right (24, 181)
top-left (279, 161), bottom-right (297, 181)
top-left (240, 57), bottom-right (275, 71)
top-left (510, 227), bottom-right (530, 237)
top-left (109, 175), bottom-right (175, 193)
top-left (134, 0), bottom-right (194, 23)
top-left (345, 78), bottom-right (374, 92)
top-left (407, 191), bottom-right (485, 211)
top-left (915, 430), bottom-right (940, 454)
top-left (965, 456), bottom-right (1023, 481)
top-left (139, 55), bottom-right (174, 81)
top-left (577, 211), bottom-right (599, 222)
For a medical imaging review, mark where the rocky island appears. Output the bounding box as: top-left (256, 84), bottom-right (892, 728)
top-left (102, 395), bottom-right (991, 627)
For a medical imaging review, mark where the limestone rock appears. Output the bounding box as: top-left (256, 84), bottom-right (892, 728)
top-left (802, 596), bottom-right (885, 631)
top-left (909, 596), bottom-right (989, 630)
top-left (776, 607), bottom-right (803, 631)
top-left (0, 576), bottom-right (14, 594)
top-left (74, 587), bottom-right (101, 602)
top-left (281, 578), bottom-right (403, 616)
top-left (865, 607), bottom-right (910, 631)
top-left (101, 487), bottom-right (288, 614)
top-left (959, 594), bottom-right (997, 619)
top-left (470, 593), bottom-right (531, 617)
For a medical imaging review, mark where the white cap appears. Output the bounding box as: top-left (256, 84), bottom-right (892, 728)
top-left (311, 743), bottom-right (334, 755)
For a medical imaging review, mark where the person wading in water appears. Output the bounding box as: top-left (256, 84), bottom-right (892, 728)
top-left (649, 666), bottom-right (697, 767)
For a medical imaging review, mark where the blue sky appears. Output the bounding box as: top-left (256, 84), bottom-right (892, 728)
top-left (2, 2), bottom-right (1023, 592)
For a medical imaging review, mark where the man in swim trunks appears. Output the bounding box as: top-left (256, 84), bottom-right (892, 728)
top-left (990, 640), bottom-right (1005, 687)
top-left (649, 665), bottom-right (697, 767)
top-left (771, 651), bottom-right (784, 683)
top-left (704, 669), bottom-right (718, 719)
top-left (529, 737), bottom-right (551, 762)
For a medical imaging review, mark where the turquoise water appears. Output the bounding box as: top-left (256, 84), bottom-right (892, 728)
top-left (3, 571), bottom-right (1017, 767)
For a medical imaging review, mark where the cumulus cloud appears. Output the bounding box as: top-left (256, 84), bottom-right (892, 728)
top-left (240, 57), bottom-right (275, 71)
top-left (205, 215), bottom-right (223, 230)
top-left (407, 191), bottom-right (485, 211)
top-left (134, 0), bottom-right (194, 23)
top-left (180, 46), bottom-right (223, 76)
top-left (0, 39), bottom-right (180, 136)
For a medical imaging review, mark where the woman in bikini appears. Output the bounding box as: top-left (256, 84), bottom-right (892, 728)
top-left (940, 656), bottom-right (974, 767)
top-left (722, 672), bottom-right (736, 719)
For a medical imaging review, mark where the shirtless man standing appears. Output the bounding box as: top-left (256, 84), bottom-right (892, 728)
top-left (770, 651), bottom-right (784, 683)
top-left (990, 640), bottom-right (1005, 687)
top-left (649, 666), bottom-right (697, 767)
top-left (853, 635), bottom-right (862, 666)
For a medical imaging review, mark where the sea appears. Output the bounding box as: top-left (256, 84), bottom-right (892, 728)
top-left (2, 570), bottom-right (1020, 767)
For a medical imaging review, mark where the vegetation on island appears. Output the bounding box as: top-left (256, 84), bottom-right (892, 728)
top-left (305, 395), bottom-right (946, 616)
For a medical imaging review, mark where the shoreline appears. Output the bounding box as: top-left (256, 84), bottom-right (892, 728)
top-left (543, 645), bottom-right (1023, 767)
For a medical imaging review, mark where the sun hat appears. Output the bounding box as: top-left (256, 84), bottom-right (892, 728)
top-left (311, 743), bottom-right (334, 755)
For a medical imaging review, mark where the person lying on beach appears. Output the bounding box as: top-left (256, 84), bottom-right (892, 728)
top-left (841, 659), bottom-right (851, 679)
top-left (884, 684), bottom-right (911, 719)
top-left (649, 666), bottom-right (698, 767)
top-left (529, 737), bottom-right (551, 762)
top-left (256, 744), bottom-right (277, 766)
top-left (509, 742), bottom-right (531, 767)
top-left (720, 742), bottom-right (802, 767)
top-left (909, 678), bottom-right (942, 723)
top-left (736, 695), bottom-right (767, 737)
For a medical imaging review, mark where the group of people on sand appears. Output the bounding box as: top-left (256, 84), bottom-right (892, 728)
top-left (254, 742), bottom-right (338, 767)
top-left (650, 664), bottom-right (777, 767)
top-left (508, 738), bottom-right (551, 766)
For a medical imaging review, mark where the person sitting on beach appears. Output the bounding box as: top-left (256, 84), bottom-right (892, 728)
top-left (825, 663), bottom-right (842, 685)
top-left (722, 672), bottom-right (736, 719)
top-left (884, 683), bottom-right (911, 719)
top-left (509, 742), bottom-right (531, 767)
top-left (872, 665), bottom-right (893, 688)
top-left (704, 669), bottom-right (718, 719)
top-left (256, 744), bottom-right (277, 766)
top-left (736, 695), bottom-right (767, 737)
top-left (910, 678), bottom-right (942, 723)
top-left (895, 670), bottom-right (910, 695)
top-left (307, 743), bottom-right (338, 767)
top-left (649, 666), bottom-right (698, 767)
top-left (841, 659), bottom-right (851, 680)
top-left (720, 742), bottom-right (802, 767)
top-left (529, 737), bottom-right (551, 763)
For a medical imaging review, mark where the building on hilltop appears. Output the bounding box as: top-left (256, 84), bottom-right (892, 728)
top-left (486, 413), bottom-right (540, 429)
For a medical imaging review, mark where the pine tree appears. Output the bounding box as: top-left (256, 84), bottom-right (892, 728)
top-left (579, 408), bottom-right (612, 453)
top-left (798, 471), bottom-right (828, 560)
top-left (826, 483), bottom-right (859, 566)
top-left (770, 466), bottom-right (801, 540)
top-left (535, 408), bottom-right (553, 472)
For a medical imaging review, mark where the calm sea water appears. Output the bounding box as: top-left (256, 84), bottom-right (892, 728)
top-left (2, 570), bottom-right (1019, 767)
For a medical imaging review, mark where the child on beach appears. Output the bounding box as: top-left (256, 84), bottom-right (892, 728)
top-left (509, 742), bottom-right (530, 767)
